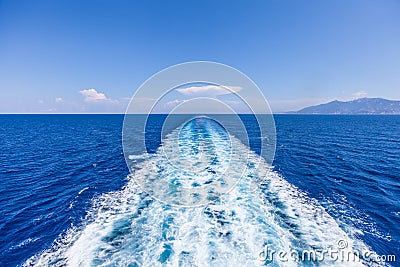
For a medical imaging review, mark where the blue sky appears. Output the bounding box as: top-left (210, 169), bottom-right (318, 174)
top-left (0, 0), bottom-right (399, 113)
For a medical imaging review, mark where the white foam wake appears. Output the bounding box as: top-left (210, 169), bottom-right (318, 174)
top-left (25, 118), bottom-right (375, 267)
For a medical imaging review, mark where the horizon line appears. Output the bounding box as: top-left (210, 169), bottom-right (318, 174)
top-left (1, 113), bottom-right (400, 115)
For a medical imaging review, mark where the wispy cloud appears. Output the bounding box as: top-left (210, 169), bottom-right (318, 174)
top-left (79, 89), bottom-right (110, 102)
top-left (352, 91), bottom-right (367, 99)
top-left (55, 97), bottom-right (64, 103)
top-left (268, 97), bottom-right (332, 113)
top-left (176, 85), bottom-right (241, 96)
top-left (165, 99), bottom-right (185, 108)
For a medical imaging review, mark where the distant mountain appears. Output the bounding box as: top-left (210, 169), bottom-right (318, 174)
top-left (294, 98), bottom-right (400, 114)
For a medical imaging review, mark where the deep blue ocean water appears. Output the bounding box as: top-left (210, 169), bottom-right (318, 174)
top-left (0, 114), bottom-right (399, 266)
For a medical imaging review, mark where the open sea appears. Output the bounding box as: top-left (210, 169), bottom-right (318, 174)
top-left (0, 114), bottom-right (399, 266)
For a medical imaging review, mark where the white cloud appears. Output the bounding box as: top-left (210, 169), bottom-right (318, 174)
top-left (79, 89), bottom-right (110, 102)
top-left (37, 99), bottom-right (44, 104)
top-left (165, 99), bottom-right (184, 107)
top-left (55, 97), bottom-right (64, 103)
top-left (352, 91), bottom-right (367, 99)
top-left (176, 85), bottom-right (241, 96)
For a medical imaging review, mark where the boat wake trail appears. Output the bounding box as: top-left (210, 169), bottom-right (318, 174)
top-left (26, 118), bottom-right (374, 266)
